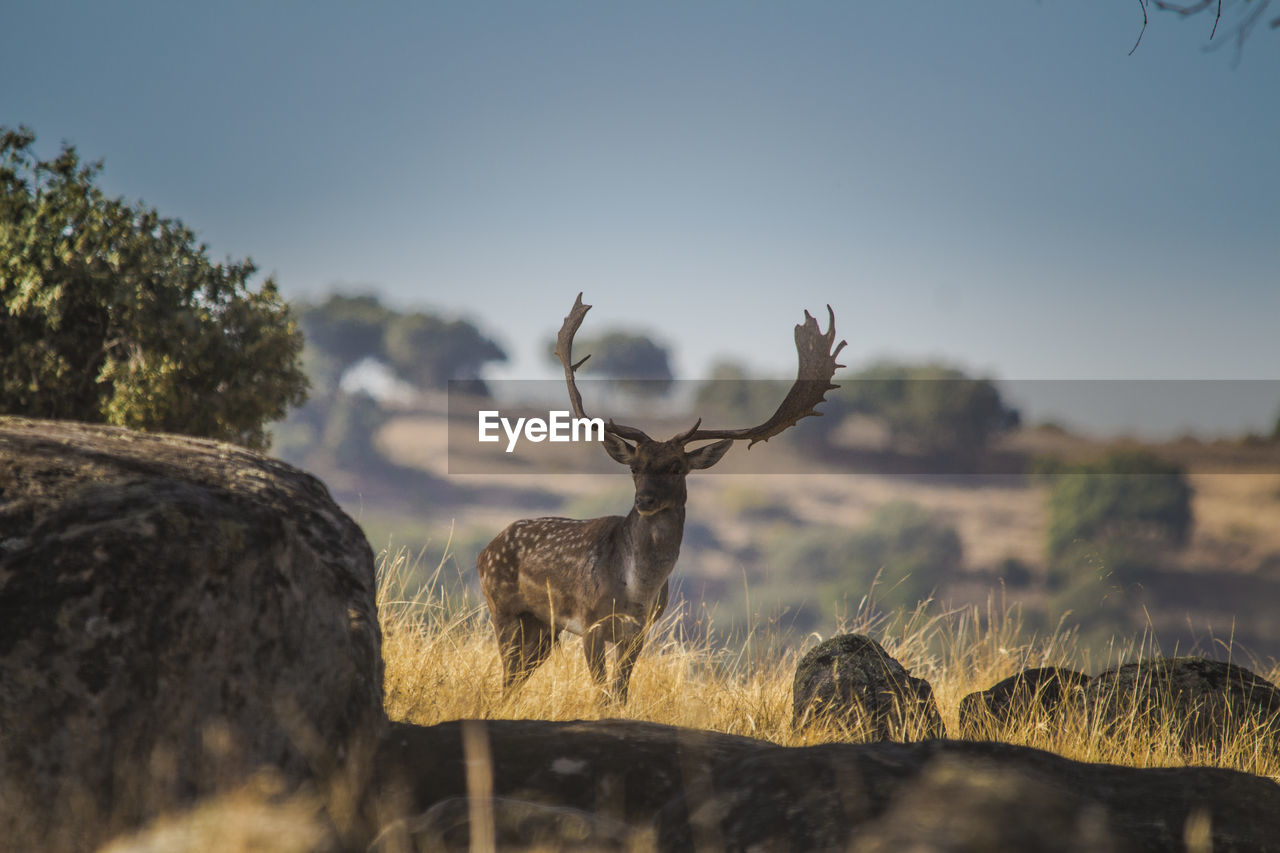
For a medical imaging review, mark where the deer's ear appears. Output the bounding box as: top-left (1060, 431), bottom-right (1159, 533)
top-left (602, 432), bottom-right (636, 465)
top-left (686, 439), bottom-right (733, 470)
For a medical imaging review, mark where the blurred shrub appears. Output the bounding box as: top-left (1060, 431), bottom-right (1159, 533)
top-left (321, 391), bottom-right (388, 469)
top-left (297, 293), bottom-right (506, 395)
top-left (995, 556), bottom-right (1035, 587)
top-left (1045, 450), bottom-right (1192, 566)
top-left (693, 361), bottom-right (790, 424)
top-left (1045, 540), bottom-right (1149, 647)
top-left (839, 362), bottom-right (1021, 459)
top-left (719, 484), bottom-right (797, 523)
top-left (762, 501), bottom-right (963, 614)
top-left (546, 329), bottom-right (674, 398)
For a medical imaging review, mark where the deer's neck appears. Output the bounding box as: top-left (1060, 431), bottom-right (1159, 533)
top-left (619, 505), bottom-right (685, 596)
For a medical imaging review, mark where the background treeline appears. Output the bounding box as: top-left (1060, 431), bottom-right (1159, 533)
top-left (5, 127), bottom-right (1279, 659)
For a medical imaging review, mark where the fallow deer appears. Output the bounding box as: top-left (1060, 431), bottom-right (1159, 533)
top-left (477, 293), bottom-right (846, 702)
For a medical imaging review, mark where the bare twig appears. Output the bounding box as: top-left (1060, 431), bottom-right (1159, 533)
top-left (1134, 0), bottom-right (1271, 55)
top-left (1131, 0), bottom-right (1149, 56)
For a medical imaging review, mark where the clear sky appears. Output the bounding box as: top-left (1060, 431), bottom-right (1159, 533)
top-left (3, 2), bottom-right (1278, 430)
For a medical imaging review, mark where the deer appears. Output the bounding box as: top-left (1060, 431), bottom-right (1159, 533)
top-left (477, 293), bottom-right (846, 703)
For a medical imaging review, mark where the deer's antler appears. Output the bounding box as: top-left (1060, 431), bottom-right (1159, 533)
top-left (679, 305), bottom-right (847, 447)
top-left (555, 293), bottom-right (652, 443)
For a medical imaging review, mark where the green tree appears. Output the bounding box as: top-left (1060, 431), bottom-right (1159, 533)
top-left (296, 294), bottom-right (506, 396)
top-left (549, 329), bottom-right (674, 397)
top-left (383, 311), bottom-right (507, 391)
top-left (296, 293), bottom-right (395, 392)
top-left (693, 360), bottom-right (789, 424)
top-left (841, 361), bottom-right (1020, 459)
top-left (1041, 450), bottom-right (1193, 610)
top-left (0, 127), bottom-right (306, 448)
top-left (1045, 450), bottom-right (1193, 561)
top-left (764, 501), bottom-right (962, 614)
top-left (321, 390), bottom-right (387, 469)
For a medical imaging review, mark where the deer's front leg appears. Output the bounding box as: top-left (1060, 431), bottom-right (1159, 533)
top-left (612, 622), bottom-right (649, 705)
top-left (611, 584), bottom-right (667, 704)
top-left (650, 580), bottom-right (670, 623)
top-left (583, 626), bottom-right (608, 691)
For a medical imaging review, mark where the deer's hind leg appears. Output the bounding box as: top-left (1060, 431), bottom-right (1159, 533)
top-left (496, 612), bottom-right (556, 693)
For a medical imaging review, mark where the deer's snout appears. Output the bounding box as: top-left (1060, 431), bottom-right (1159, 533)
top-left (634, 492), bottom-right (660, 513)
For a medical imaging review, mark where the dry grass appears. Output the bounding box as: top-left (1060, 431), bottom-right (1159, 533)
top-left (378, 543), bottom-right (1280, 781)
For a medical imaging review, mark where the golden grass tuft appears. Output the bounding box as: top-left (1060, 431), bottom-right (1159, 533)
top-left (377, 543), bottom-right (1280, 780)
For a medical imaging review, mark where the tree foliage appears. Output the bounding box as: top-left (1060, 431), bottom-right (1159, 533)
top-left (296, 294), bottom-right (395, 382)
top-left (297, 293), bottom-right (506, 395)
top-left (840, 361), bottom-right (1021, 458)
top-left (693, 360), bottom-right (789, 423)
top-left (1043, 450), bottom-right (1193, 577)
top-left (550, 329), bottom-right (674, 397)
top-left (764, 501), bottom-right (962, 614)
top-left (0, 127), bottom-right (307, 449)
top-left (384, 311), bottom-right (507, 391)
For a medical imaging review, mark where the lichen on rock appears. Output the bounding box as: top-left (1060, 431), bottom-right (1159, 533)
top-left (0, 417), bottom-right (384, 849)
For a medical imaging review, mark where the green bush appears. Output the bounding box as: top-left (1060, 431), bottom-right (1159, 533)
top-left (1, 127), bottom-right (307, 448)
top-left (321, 391), bottom-right (388, 469)
top-left (840, 361), bottom-right (1020, 458)
top-left (763, 501), bottom-right (962, 615)
top-left (1045, 450), bottom-right (1192, 563)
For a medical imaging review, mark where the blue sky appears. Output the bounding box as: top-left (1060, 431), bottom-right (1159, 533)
top-left (4, 2), bottom-right (1278, 430)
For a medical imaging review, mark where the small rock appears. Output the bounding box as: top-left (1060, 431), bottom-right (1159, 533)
top-left (959, 667), bottom-right (1090, 738)
top-left (1085, 656), bottom-right (1280, 752)
top-left (792, 633), bottom-right (945, 740)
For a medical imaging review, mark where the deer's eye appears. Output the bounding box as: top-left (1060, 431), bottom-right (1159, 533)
top-left (665, 462), bottom-right (682, 475)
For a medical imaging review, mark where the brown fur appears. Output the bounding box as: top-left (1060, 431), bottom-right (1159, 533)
top-left (478, 436), bottom-right (728, 703)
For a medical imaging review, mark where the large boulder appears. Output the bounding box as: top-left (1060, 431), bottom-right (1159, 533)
top-left (0, 418), bottom-right (384, 849)
top-left (959, 666), bottom-right (1091, 738)
top-left (373, 719), bottom-right (766, 829)
top-left (792, 633), bottom-right (945, 740)
top-left (1084, 657), bottom-right (1280, 752)
top-left (848, 755), bottom-right (1118, 853)
top-left (373, 719), bottom-right (1280, 852)
top-left (369, 797), bottom-right (637, 852)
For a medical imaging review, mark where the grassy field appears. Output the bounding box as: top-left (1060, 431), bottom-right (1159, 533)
top-left (365, 410), bottom-right (1280, 660)
top-left (377, 546), bottom-right (1280, 782)
top-left (92, 541), bottom-right (1280, 851)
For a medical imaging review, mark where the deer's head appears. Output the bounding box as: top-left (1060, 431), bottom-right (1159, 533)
top-left (602, 430), bottom-right (733, 515)
top-left (554, 293), bottom-right (847, 515)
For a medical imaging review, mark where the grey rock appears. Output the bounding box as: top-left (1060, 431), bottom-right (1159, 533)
top-left (376, 719), bottom-right (1280, 853)
top-left (373, 718), bottom-right (766, 828)
top-left (1085, 656), bottom-right (1280, 751)
top-left (792, 633), bottom-right (945, 740)
top-left (656, 737), bottom-right (1280, 852)
top-left (0, 417), bottom-right (384, 850)
top-left (369, 796), bottom-right (638, 852)
top-left (849, 755), bottom-right (1118, 853)
top-left (959, 666), bottom-right (1090, 738)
